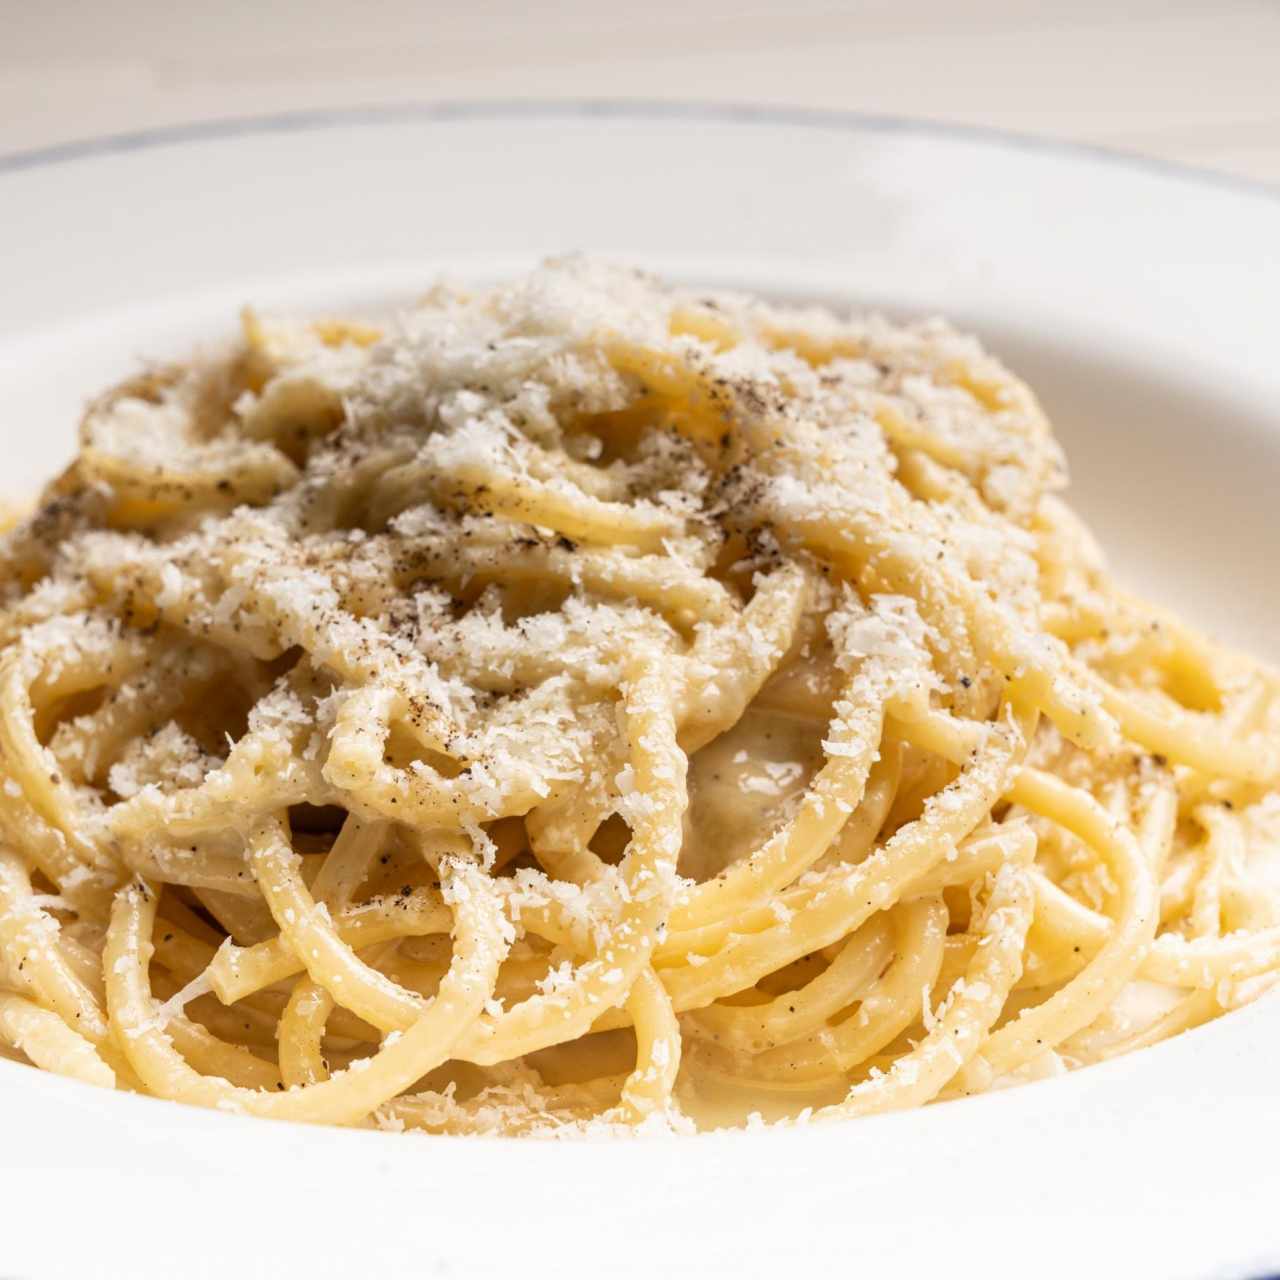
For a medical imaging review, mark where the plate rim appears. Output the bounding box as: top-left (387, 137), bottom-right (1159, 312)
top-left (2, 95), bottom-right (1279, 206)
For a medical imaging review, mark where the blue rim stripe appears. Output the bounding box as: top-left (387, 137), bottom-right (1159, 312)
top-left (1, 98), bottom-right (1278, 203)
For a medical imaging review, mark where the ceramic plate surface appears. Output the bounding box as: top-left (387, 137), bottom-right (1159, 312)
top-left (2, 103), bottom-right (1278, 1280)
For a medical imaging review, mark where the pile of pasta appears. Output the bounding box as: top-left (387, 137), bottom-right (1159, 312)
top-left (1, 259), bottom-right (1278, 1135)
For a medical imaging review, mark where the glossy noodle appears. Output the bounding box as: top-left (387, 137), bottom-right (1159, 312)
top-left (2, 260), bottom-right (1278, 1135)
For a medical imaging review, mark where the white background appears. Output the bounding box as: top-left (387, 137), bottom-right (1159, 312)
top-left (2, 0), bottom-right (1279, 183)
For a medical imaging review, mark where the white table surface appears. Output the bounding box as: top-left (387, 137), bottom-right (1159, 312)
top-left (2, 0), bottom-right (1278, 184)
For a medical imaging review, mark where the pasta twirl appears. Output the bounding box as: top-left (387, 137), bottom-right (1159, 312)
top-left (1, 258), bottom-right (1278, 1136)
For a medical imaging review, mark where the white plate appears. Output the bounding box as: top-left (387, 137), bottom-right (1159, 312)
top-left (2, 104), bottom-right (1278, 1280)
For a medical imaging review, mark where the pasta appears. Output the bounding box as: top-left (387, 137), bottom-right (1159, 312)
top-left (2, 257), bottom-right (1278, 1136)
